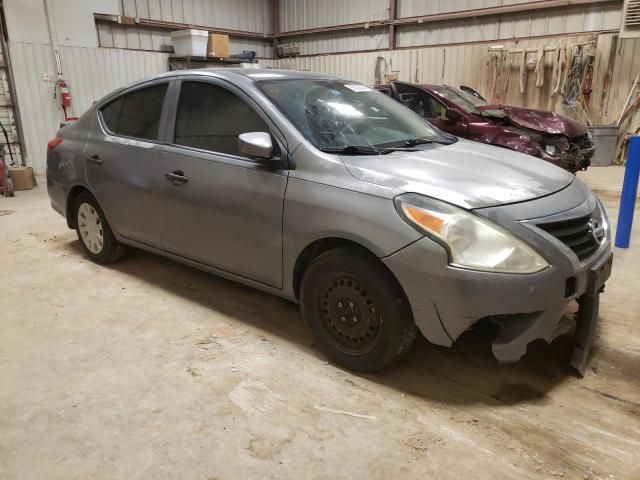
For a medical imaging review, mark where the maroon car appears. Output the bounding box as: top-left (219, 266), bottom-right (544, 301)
top-left (376, 82), bottom-right (594, 173)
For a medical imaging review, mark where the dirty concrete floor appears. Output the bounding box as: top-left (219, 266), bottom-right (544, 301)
top-left (1, 167), bottom-right (639, 480)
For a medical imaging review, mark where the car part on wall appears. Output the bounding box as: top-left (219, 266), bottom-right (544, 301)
top-left (534, 47), bottom-right (545, 88)
top-left (616, 71), bottom-right (640, 127)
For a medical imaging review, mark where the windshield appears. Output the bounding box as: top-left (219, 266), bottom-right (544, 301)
top-left (433, 86), bottom-right (488, 114)
top-left (258, 79), bottom-right (447, 151)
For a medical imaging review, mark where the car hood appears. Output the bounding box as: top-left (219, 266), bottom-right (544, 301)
top-left (341, 139), bottom-right (574, 209)
top-left (477, 105), bottom-right (587, 137)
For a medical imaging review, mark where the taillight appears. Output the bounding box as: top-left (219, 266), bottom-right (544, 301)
top-left (47, 136), bottom-right (63, 151)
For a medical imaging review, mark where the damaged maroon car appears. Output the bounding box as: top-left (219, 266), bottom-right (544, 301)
top-left (376, 81), bottom-right (594, 173)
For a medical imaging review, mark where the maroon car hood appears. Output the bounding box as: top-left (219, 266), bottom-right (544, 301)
top-left (477, 105), bottom-right (587, 136)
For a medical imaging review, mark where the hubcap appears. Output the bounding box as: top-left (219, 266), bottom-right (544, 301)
top-left (319, 276), bottom-right (382, 354)
top-left (78, 203), bottom-right (103, 254)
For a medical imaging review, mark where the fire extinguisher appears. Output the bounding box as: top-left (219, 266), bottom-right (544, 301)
top-left (58, 79), bottom-right (71, 108)
top-left (54, 78), bottom-right (74, 121)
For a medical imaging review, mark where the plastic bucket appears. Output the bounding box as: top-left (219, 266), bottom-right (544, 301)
top-left (588, 125), bottom-right (619, 166)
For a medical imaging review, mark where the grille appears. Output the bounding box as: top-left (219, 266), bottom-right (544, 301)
top-left (537, 213), bottom-right (600, 261)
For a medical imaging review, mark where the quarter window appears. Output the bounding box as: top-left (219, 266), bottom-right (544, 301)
top-left (101, 97), bottom-right (122, 133)
top-left (100, 83), bottom-right (167, 141)
top-left (174, 81), bottom-right (269, 157)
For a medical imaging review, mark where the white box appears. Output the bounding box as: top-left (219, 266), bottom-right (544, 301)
top-left (170, 30), bottom-right (209, 57)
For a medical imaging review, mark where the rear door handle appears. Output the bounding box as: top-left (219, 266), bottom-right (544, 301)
top-left (86, 155), bottom-right (103, 165)
top-left (165, 170), bottom-right (189, 184)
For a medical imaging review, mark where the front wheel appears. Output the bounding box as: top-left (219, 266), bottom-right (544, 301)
top-left (300, 247), bottom-right (417, 372)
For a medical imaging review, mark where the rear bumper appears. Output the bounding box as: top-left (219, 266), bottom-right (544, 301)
top-left (46, 174), bottom-right (67, 219)
top-left (383, 237), bottom-right (612, 364)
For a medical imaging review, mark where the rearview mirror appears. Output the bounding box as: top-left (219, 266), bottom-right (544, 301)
top-left (238, 132), bottom-right (274, 160)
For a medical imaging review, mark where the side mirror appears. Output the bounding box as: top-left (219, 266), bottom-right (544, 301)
top-left (238, 132), bottom-right (274, 160)
top-left (445, 109), bottom-right (462, 123)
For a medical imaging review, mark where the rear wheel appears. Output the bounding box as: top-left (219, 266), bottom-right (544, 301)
top-left (300, 247), bottom-right (417, 372)
top-left (74, 191), bottom-right (124, 264)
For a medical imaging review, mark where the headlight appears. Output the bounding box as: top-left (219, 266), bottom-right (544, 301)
top-left (592, 196), bottom-right (610, 242)
top-left (544, 144), bottom-right (559, 156)
top-left (394, 194), bottom-right (549, 274)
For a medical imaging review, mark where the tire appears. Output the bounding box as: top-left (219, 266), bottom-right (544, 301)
top-left (300, 246), bottom-right (417, 372)
top-left (74, 191), bottom-right (124, 264)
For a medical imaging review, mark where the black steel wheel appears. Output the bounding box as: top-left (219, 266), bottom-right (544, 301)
top-left (300, 246), bottom-right (417, 372)
top-left (318, 274), bottom-right (382, 355)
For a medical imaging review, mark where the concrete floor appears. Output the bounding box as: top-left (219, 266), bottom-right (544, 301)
top-left (1, 167), bottom-right (638, 480)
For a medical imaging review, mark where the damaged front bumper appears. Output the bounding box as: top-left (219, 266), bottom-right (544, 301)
top-left (382, 183), bottom-right (612, 375)
top-left (541, 133), bottom-right (595, 173)
top-left (570, 249), bottom-right (613, 376)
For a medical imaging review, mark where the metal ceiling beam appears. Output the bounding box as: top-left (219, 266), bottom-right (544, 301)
top-left (93, 14), bottom-right (268, 40)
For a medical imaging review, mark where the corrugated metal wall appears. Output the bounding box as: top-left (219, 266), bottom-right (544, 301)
top-left (10, 44), bottom-right (170, 173)
top-left (398, 0), bottom-right (561, 17)
top-left (98, 0), bottom-right (273, 57)
top-left (283, 30), bottom-right (389, 55)
top-left (121, 0), bottom-right (271, 33)
top-left (96, 23), bottom-right (273, 58)
top-left (599, 35), bottom-right (640, 134)
top-left (271, 31), bottom-right (640, 137)
top-left (396, 2), bottom-right (622, 47)
top-left (279, 0), bottom-right (389, 32)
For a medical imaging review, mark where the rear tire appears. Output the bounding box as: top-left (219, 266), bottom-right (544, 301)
top-left (74, 191), bottom-right (124, 264)
top-left (300, 246), bottom-right (417, 372)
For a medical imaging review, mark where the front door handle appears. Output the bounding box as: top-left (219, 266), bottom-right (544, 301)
top-left (86, 155), bottom-right (103, 165)
top-left (165, 170), bottom-right (189, 185)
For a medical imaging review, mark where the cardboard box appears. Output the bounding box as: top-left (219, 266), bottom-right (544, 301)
top-left (8, 166), bottom-right (37, 191)
top-left (207, 33), bottom-right (229, 58)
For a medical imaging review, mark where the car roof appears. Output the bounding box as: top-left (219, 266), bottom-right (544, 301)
top-left (375, 82), bottom-right (443, 91)
top-left (97, 68), bottom-right (343, 106)
top-left (133, 68), bottom-right (340, 86)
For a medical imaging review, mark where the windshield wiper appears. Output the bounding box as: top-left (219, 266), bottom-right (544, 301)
top-left (319, 145), bottom-right (418, 155)
top-left (390, 138), bottom-right (453, 148)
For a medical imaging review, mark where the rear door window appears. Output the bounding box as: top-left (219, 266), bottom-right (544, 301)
top-left (174, 81), bottom-right (269, 157)
top-left (100, 83), bottom-right (168, 141)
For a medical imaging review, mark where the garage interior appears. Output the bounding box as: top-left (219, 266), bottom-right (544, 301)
top-left (1, 0), bottom-right (639, 479)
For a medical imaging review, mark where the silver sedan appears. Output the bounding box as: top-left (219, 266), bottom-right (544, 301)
top-left (46, 69), bottom-right (612, 374)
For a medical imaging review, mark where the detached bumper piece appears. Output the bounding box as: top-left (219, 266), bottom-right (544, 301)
top-left (570, 251), bottom-right (613, 377)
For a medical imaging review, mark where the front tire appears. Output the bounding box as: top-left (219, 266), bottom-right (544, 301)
top-left (300, 247), bottom-right (417, 372)
top-left (74, 191), bottom-right (124, 264)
